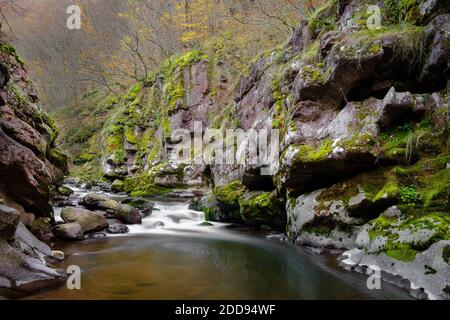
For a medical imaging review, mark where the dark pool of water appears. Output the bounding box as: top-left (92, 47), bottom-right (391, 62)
top-left (26, 230), bottom-right (412, 300)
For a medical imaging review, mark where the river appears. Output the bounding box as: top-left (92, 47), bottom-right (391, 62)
top-left (26, 187), bottom-right (412, 300)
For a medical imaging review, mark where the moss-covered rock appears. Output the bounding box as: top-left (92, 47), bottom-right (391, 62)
top-left (358, 212), bottom-right (450, 262)
top-left (213, 180), bottom-right (245, 210)
top-left (238, 191), bottom-right (286, 228)
top-left (111, 179), bottom-right (124, 192)
top-left (57, 185), bottom-right (74, 197)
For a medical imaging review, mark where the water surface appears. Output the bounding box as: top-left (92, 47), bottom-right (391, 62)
top-left (28, 200), bottom-right (412, 300)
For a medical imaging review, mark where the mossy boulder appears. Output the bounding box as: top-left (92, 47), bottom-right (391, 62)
top-left (111, 179), bottom-right (124, 192)
top-left (213, 180), bottom-right (245, 215)
top-left (357, 212), bottom-right (450, 262)
top-left (57, 185), bottom-right (74, 197)
top-left (238, 191), bottom-right (285, 228)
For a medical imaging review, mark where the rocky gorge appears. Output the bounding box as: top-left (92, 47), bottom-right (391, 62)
top-left (1, 0), bottom-right (449, 300)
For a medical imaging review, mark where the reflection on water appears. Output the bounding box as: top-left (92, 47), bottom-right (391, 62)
top-left (26, 231), bottom-right (412, 300)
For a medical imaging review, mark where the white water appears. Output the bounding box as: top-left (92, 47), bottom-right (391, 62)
top-left (127, 201), bottom-right (227, 235)
top-left (54, 185), bottom-right (228, 236)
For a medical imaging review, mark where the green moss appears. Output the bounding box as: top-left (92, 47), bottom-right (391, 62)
top-left (380, 121), bottom-right (435, 163)
top-left (373, 173), bottom-right (400, 203)
top-left (303, 223), bottom-right (334, 236)
top-left (301, 41), bottom-right (320, 62)
top-left (57, 185), bottom-right (74, 197)
top-left (399, 185), bottom-right (421, 204)
top-left (107, 134), bottom-right (123, 153)
top-left (301, 63), bottom-right (327, 84)
top-left (421, 169), bottom-right (450, 208)
top-left (308, 0), bottom-right (337, 34)
top-left (111, 179), bottom-right (124, 192)
top-left (114, 149), bottom-right (126, 165)
top-left (125, 126), bottom-right (138, 145)
top-left (366, 212), bottom-right (450, 261)
top-left (238, 191), bottom-right (284, 224)
top-left (124, 83), bottom-right (142, 101)
top-left (297, 140), bottom-right (333, 162)
top-left (0, 44), bottom-right (25, 65)
top-left (7, 82), bottom-right (29, 104)
top-left (66, 125), bottom-right (97, 147)
top-left (213, 181), bottom-right (245, 207)
top-left (385, 0), bottom-right (420, 23)
top-left (443, 245), bottom-right (450, 264)
top-left (385, 248), bottom-right (418, 262)
top-left (73, 153), bottom-right (96, 165)
top-left (47, 147), bottom-right (67, 168)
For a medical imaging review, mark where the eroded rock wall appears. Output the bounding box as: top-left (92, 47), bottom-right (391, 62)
top-left (0, 35), bottom-right (68, 298)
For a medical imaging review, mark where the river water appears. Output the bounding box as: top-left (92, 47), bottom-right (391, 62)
top-left (27, 188), bottom-right (412, 300)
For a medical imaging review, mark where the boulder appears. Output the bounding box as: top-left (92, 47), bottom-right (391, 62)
top-left (53, 223), bottom-right (84, 241)
top-left (80, 193), bottom-right (141, 225)
top-left (57, 185), bottom-right (74, 197)
top-left (0, 205), bottom-right (20, 240)
top-left (0, 240), bottom-right (65, 297)
top-left (114, 204), bottom-right (142, 225)
top-left (238, 191), bottom-right (285, 228)
top-left (106, 220), bottom-right (129, 234)
top-left (377, 88), bottom-right (415, 129)
top-left (111, 179), bottom-right (124, 192)
top-left (61, 207), bottom-right (109, 234)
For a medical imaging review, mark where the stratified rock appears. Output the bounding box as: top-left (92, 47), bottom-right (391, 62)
top-left (0, 37), bottom-right (68, 218)
top-left (61, 207), bottom-right (108, 234)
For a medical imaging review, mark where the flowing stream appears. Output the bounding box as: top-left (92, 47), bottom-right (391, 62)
top-left (27, 186), bottom-right (412, 300)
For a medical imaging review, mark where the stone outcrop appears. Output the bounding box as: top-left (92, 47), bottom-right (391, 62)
top-left (0, 35), bottom-right (68, 220)
top-left (0, 205), bottom-right (65, 298)
top-left (0, 35), bottom-right (68, 298)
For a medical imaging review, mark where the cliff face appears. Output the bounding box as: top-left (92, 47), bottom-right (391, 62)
top-left (0, 35), bottom-right (68, 223)
top-left (0, 35), bottom-right (68, 297)
top-left (61, 0), bottom-right (449, 298)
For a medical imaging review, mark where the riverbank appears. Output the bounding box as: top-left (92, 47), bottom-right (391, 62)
top-left (10, 180), bottom-right (409, 300)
